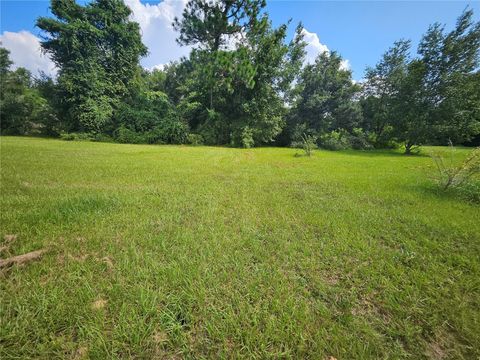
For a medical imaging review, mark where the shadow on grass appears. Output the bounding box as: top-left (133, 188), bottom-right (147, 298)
top-left (289, 148), bottom-right (425, 159)
top-left (321, 148), bottom-right (431, 158)
top-left (22, 194), bottom-right (121, 227)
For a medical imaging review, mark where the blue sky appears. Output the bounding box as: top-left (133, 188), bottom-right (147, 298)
top-left (1, 0), bottom-right (479, 80)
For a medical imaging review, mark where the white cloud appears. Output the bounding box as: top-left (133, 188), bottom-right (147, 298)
top-left (0, 6), bottom-right (352, 79)
top-left (301, 28), bottom-right (329, 64)
top-left (301, 28), bottom-right (351, 71)
top-left (340, 59), bottom-right (350, 71)
top-left (124, 0), bottom-right (190, 69)
top-left (0, 0), bottom-right (189, 77)
top-left (0, 30), bottom-right (57, 77)
top-left (147, 63), bottom-right (167, 72)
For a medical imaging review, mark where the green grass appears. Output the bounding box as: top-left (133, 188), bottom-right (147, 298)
top-left (1, 136), bottom-right (479, 359)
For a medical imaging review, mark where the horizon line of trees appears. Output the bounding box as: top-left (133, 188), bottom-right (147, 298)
top-left (1, 0), bottom-right (479, 153)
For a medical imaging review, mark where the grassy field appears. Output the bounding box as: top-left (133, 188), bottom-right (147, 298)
top-left (1, 136), bottom-right (479, 359)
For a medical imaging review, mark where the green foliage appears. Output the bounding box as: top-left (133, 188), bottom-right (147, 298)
top-left (173, 0), bottom-right (304, 147)
top-left (362, 10), bottom-right (480, 153)
top-left (417, 10), bottom-right (480, 144)
top-left (77, 97), bottom-right (114, 133)
top-left (0, 51), bottom-right (54, 136)
top-left (240, 126), bottom-right (255, 148)
top-left (197, 109), bottom-right (223, 145)
top-left (0, 47), bottom-right (13, 77)
top-left (349, 128), bottom-right (374, 150)
top-left (173, 0), bottom-right (266, 51)
top-left (114, 121), bottom-right (188, 145)
top-left (186, 133), bottom-right (204, 146)
top-left (60, 132), bottom-right (94, 141)
top-left (289, 51), bottom-right (362, 138)
top-left (91, 133), bottom-right (113, 142)
top-left (36, 0), bottom-right (147, 132)
top-left (362, 40), bottom-right (411, 145)
top-left (113, 81), bottom-right (189, 145)
top-left (1, 2), bottom-right (479, 151)
top-left (318, 130), bottom-right (352, 151)
top-left (457, 181), bottom-right (480, 203)
top-left (148, 116), bottom-right (189, 144)
top-left (114, 125), bottom-right (144, 144)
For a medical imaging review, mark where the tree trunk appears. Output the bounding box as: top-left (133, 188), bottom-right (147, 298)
top-left (405, 141), bottom-right (413, 154)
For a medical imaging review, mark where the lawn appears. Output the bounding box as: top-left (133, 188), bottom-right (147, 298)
top-left (1, 136), bottom-right (479, 359)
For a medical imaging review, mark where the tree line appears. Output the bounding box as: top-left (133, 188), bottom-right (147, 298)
top-left (1, 0), bottom-right (479, 153)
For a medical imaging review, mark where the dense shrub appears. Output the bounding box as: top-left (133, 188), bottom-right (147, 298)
top-left (349, 128), bottom-right (374, 150)
top-left (148, 119), bottom-right (189, 144)
top-left (197, 110), bottom-right (225, 145)
top-left (458, 181), bottom-right (480, 203)
top-left (187, 133), bottom-right (204, 146)
top-left (60, 132), bottom-right (94, 141)
top-left (114, 126), bottom-right (144, 144)
top-left (240, 126), bottom-right (255, 148)
top-left (76, 97), bottom-right (113, 133)
top-left (91, 133), bottom-right (113, 142)
top-left (367, 126), bottom-right (399, 149)
top-left (113, 91), bottom-right (189, 144)
top-left (318, 130), bottom-right (351, 150)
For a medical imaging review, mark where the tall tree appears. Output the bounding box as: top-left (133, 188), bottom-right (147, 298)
top-left (173, 0), bottom-right (266, 52)
top-left (290, 51), bottom-right (362, 138)
top-left (37, 0), bottom-right (147, 132)
top-left (417, 9), bottom-right (480, 144)
top-left (361, 9), bottom-right (480, 153)
top-left (362, 40), bottom-right (411, 145)
top-left (0, 48), bottom-right (52, 135)
top-left (0, 47), bottom-right (13, 78)
top-left (173, 0), bottom-right (305, 146)
top-left (173, 0), bottom-right (266, 111)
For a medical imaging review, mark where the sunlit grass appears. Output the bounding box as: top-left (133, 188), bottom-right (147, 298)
top-left (1, 136), bottom-right (479, 359)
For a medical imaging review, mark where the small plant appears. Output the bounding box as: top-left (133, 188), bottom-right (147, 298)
top-left (430, 143), bottom-right (480, 190)
top-left (301, 134), bottom-right (317, 156)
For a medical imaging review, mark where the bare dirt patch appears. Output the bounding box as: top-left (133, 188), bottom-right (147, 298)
top-left (91, 299), bottom-right (107, 310)
top-left (0, 234), bottom-right (18, 254)
top-left (72, 346), bottom-right (89, 360)
top-left (0, 249), bottom-right (47, 269)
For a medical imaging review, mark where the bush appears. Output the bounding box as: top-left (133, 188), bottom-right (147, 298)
top-left (289, 123), bottom-right (309, 148)
top-left (76, 97), bottom-right (113, 133)
top-left (458, 181), bottom-right (480, 203)
top-left (154, 117), bottom-right (189, 144)
top-left (349, 128), bottom-right (374, 150)
top-left (367, 126), bottom-right (399, 149)
top-left (240, 126), bottom-right (255, 148)
top-left (430, 144), bottom-right (480, 190)
top-left (187, 133), bottom-right (204, 146)
top-left (198, 110), bottom-right (224, 145)
top-left (60, 132), bottom-right (93, 141)
top-left (91, 133), bottom-right (113, 142)
top-left (115, 126), bottom-right (144, 144)
top-left (318, 130), bottom-right (351, 150)
top-left (60, 132), bottom-right (76, 141)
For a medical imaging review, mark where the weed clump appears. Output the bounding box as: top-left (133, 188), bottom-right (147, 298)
top-left (430, 145), bottom-right (480, 190)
